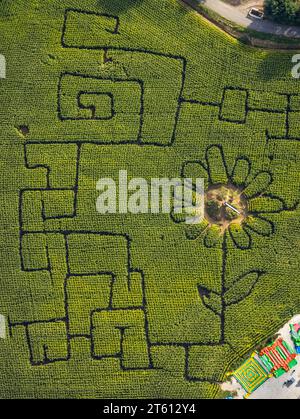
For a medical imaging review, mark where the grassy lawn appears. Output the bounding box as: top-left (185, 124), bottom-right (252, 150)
top-left (0, 0), bottom-right (299, 399)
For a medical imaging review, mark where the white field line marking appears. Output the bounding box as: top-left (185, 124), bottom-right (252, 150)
top-left (224, 202), bottom-right (241, 215)
top-left (0, 315), bottom-right (6, 339)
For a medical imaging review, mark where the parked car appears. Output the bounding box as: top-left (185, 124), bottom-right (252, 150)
top-left (284, 378), bottom-right (296, 388)
top-left (248, 8), bottom-right (264, 20)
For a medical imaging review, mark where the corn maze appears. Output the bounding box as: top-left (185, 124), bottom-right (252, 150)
top-left (0, 0), bottom-right (300, 399)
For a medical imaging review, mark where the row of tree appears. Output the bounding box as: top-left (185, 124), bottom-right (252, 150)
top-left (265, 0), bottom-right (300, 24)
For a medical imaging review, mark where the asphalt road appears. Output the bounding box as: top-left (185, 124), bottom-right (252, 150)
top-left (195, 0), bottom-right (300, 38)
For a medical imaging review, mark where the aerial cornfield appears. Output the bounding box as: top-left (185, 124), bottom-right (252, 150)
top-left (0, 0), bottom-right (299, 399)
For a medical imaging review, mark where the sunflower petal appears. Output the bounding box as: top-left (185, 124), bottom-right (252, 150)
top-left (182, 161), bottom-right (209, 190)
top-left (244, 216), bottom-right (274, 237)
top-left (229, 223), bottom-right (251, 250)
top-left (185, 219), bottom-right (209, 240)
top-left (204, 225), bottom-right (222, 248)
top-left (243, 171), bottom-right (272, 198)
top-left (248, 196), bottom-right (284, 213)
top-left (171, 209), bottom-right (187, 224)
top-left (206, 145), bottom-right (228, 185)
top-left (231, 157), bottom-right (251, 186)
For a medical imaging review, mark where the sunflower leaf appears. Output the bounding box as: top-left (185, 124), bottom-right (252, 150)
top-left (198, 286), bottom-right (222, 317)
top-left (224, 271), bottom-right (265, 306)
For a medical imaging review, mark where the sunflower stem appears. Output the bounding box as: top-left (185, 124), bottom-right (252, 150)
top-left (220, 232), bottom-right (228, 344)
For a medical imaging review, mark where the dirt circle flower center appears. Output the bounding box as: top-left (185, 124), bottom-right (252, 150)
top-left (204, 184), bottom-right (248, 230)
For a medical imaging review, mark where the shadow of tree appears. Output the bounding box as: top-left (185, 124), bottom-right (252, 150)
top-left (222, 0), bottom-right (243, 5)
top-left (257, 53), bottom-right (292, 80)
top-left (96, 0), bottom-right (144, 14)
top-left (0, 0), bottom-right (12, 17)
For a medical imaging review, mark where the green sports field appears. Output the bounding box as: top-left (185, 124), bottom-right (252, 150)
top-left (0, 0), bottom-right (299, 399)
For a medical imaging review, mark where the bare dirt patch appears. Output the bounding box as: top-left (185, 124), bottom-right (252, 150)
top-left (205, 184), bottom-right (248, 232)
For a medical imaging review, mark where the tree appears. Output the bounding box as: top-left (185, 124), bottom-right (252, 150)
top-left (265, 0), bottom-right (300, 24)
top-left (206, 199), bottom-right (222, 221)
